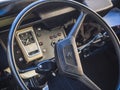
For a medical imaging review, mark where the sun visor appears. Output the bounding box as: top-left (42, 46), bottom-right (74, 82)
top-left (85, 0), bottom-right (113, 12)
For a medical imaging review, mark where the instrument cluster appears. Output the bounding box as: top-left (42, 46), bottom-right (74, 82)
top-left (14, 26), bottom-right (66, 69)
top-left (34, 26), bottom-right (66, 61)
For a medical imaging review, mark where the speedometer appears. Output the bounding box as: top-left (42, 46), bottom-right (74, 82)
top-left (16, 27), bottom-right (43, 63)
top-left (19, 31), bottom-right (35, 46)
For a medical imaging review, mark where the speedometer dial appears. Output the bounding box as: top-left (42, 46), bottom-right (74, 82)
top-left (19, 31), bottom-right (35, 46)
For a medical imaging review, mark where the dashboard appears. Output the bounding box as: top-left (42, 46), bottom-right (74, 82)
top-left (12, 25), bottom-right (66, 78)
top-left (15, 26), bottom-right (66, 64)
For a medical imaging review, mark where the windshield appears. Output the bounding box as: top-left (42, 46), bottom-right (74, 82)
top-left (0, 0), bottom-right (36, 17)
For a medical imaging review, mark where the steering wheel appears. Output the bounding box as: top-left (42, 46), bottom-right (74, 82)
top-left (7, 0), bottom-right (120, 90)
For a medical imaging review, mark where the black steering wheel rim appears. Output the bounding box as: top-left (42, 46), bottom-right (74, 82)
top-left (7, 0), bottom-right (120, 90)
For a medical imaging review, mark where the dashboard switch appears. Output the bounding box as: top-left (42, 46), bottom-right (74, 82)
top-left (57, 33), bottom-right (61, 36)
top-left (19, 57), bottom-right (24, 62)
top-left (53, 35), bottom-right (57, 38)
top-left (37, 28), bottom-right (41, 31)
top-left (42, 49), bottom-right (47, 53)
top-left (49, 36), bottom-right (53, 39)
top-left (51, 41), bottom-right (56, 47)
top-left (39, 42), bottom-right (43, 46)
top-left (17, 50), bottom-right (21, 54)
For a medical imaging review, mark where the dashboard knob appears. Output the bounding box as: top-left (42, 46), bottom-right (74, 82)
top-left (19, 57), bottom-right (24, 62)
top-left (51, 41), bottom-right (56, 47)
top-left (42, 49), bottom-right (47, 53)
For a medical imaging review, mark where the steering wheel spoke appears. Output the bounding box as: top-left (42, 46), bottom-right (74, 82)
top-left (55, 6), bottom-right (101, 90)
top-left (68, 11), bottom-right (86, 38)
top-left (55, 36), bottom-right (101, 90)
top-left (78, 74), bottom-right (101, 90)
top-left (55, 11), bottom-right (86, 79)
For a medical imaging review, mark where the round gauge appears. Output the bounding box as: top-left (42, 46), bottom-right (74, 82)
top-left (19, 31), bottom-right (35, 46)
